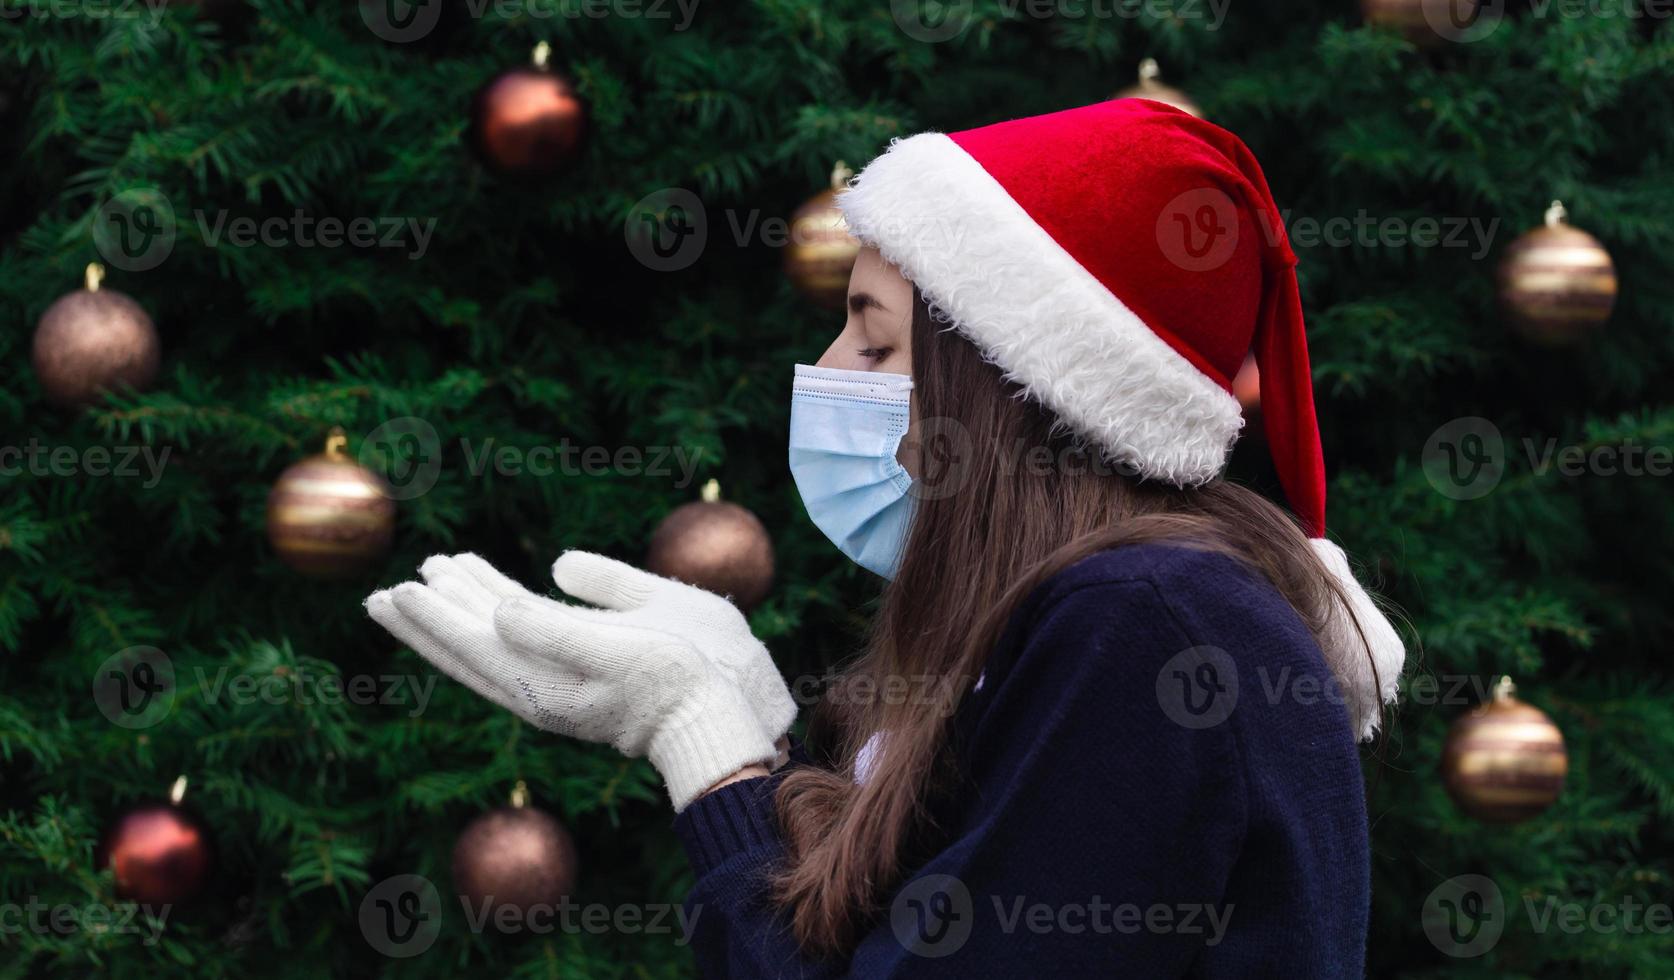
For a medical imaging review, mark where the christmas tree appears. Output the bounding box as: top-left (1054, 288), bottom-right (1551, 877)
top-left (3, 1), bottom-right (1673, 976)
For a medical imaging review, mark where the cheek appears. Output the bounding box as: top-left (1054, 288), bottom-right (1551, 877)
top-left (896, 404), bottom-right (918, 478)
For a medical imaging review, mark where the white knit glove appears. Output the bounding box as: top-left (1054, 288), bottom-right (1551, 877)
top-left (542, 550), bottom-right (799, 744)
top-left (364, 553), bottom-right (788, 811)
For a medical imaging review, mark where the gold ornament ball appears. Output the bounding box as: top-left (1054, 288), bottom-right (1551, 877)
top-left (1361, 0), bottom-right (1483, 44)
top-left (1441, 679), bottom-right (1568, 824)
top-left (452, 797), bottom-right (578, 930)
top-left (266, 430), bottom-right (396, 578)
top-left (785, 162), bottom-right (861, 309)
top-left (1114, 59), bottom-right (1202, 119)
top-left (32, 266), bottom-right (160, 408)
top-left (647, 480), bottom-right (775, 611)
top-left (1497, 201), bottom-right (1617, 346)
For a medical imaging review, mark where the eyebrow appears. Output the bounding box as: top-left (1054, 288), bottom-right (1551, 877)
top-left (848, 292), bottom-right (888, 315)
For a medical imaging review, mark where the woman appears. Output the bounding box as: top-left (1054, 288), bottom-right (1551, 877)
top-left (367, 99), bottom-right (1407, 977)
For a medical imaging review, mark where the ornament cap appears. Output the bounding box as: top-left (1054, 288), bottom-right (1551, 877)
top-left (1138, 57), bottom-right (1161, 84)
top-left (169, 774), bottom-right (188, 805)
top-left (1492, 675), bottom-right (1517, 702)
top-left (1544, 200), bottom-right (1568, 228)
top-left (700, 478), bottom-right (721, 503)
top-left (324, 426), bottom-right (349, 459)
top-left (510, 780), bottom-right (530, 808)
top-left (532, 41), bottom-right (552, 68)
top-left (85, 262), bottom-right (105, 293)
top-left (830, 161), bottom-right (853, 190)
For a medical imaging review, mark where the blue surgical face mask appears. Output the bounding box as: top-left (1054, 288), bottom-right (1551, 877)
top-left (789, 364), bottom-right (915, 579)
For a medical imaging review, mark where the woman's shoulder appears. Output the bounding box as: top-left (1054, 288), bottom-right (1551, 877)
top-left (1001, 541), bottom-right (1322, 684)
top-left (1029, 542), bottom-right (1302, 629)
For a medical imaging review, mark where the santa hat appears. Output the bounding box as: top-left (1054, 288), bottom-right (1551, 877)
top-left (838, 98), bottom-right (1404, 739)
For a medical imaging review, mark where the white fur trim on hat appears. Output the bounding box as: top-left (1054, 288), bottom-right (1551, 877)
top-left (1310, 538), bottom-right (1406, 740)
top-left (839, 132), bottom-right (1244, 487)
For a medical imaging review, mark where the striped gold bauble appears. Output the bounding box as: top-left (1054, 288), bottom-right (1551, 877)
top-left (266, 428), bottom-right (395, 577)
top-left (784, 162), bottom-right (861, 309)
top-left (1441, 677), bottom-right (1568, 824)
top-left (1497, 200), bottom-right (1618, 346)
top-left (1114, 59), bottom-right (1203, 119)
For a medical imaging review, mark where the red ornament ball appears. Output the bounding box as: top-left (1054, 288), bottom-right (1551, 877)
top-left (467, 53), bottom-right (588, 178)
top-left (98, 801), bottom-right (213, 906)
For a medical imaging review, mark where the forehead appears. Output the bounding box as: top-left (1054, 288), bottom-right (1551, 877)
top-left (849, 248), bottom-right (913, 304)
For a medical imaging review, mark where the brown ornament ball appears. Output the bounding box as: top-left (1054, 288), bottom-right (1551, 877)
top-left (1360, 0), bottom-right (1485, 44)
top-left (647, 482), bottom-right (775, 611)
top-left (98, 801), bottom-right (213, 907)
top-left (452, 802), bottom-right (578, 929)
top-left (266, 430), bottom-right (395, 578)
top-left (1114, 58), bottom-right (1202, 119)
top-left (467, 44), bottom-right (588, 179)
top-left (1497, 201), bottom-right (1617, 347)
top-left (785, 164), bottom-right (861, 309)
top-left (32, 273), bottom-right (160, 408)
top-left (1441, 679), bottom-right (1568, 824)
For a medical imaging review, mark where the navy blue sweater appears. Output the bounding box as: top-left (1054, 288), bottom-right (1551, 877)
top-left (674, 543), bottom-right (1370, 978)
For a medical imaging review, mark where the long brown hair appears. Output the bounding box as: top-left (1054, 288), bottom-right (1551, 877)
top-left (772, 291), bottom-right (1374, 956)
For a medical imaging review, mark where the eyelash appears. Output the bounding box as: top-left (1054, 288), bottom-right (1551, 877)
top-left (857, 347), bottom-right (892, 361)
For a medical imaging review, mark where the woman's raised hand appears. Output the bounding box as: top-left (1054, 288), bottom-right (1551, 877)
top-left (364, 552), bottom-right (791, 810)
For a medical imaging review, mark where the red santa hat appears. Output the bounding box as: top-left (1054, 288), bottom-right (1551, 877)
top-left (838, 98), bottom-right (1404, 739)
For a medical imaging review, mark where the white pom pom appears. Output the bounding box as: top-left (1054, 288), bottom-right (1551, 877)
top-left (1309, 538), bottom-right (1407, 741)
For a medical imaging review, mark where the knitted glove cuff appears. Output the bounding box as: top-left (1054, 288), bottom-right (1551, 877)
top-left (650, 687), bottom-right (778, 812)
